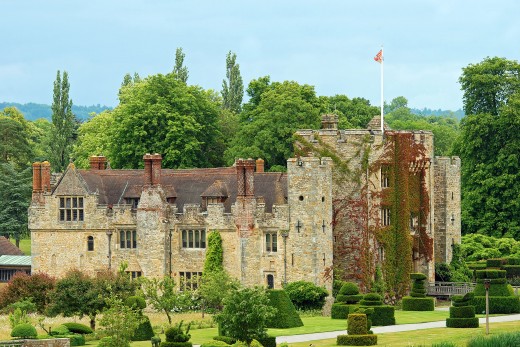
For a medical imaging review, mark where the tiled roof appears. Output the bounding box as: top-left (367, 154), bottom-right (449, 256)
top-left (77, 166), bottom-right (287, 213)
top-left (0, 255), bottom-right (31, 266)
top-left (0, 236), bottom-right (24, 256)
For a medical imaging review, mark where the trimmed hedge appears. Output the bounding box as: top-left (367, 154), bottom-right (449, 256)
top-left (486, 259), bottom-right (506, 268)
top-left (348, 314), bottom-right (368, 335)
top-left (452, 292), bottom-right (474, 307)
top-left (266, 290), bottom-right (303, 328)
top-left (338, 282), bottom-right (360, 296)
top-left (132, 315), bottom-right (155, 341)
top-left (201, 342), bottom-right (230, 347)
top-left (503, 265), bottom-right (520, 278)
top-left (11, 323), bottom-right (37, 339)
top-left (402, 297), bottom-right (435, 311)
top-left (476, 277), bottom-right (507, 284)
top-left (213, 336), bottom-right (237, 345)
top-left (336, 294), bottom-right (364, 303)
top-left (337, 334), bottom-right (377, 346)
top-left (50, 325), bottom-right (70, 336)
top-left (331, 303), bottom-right (357, 319)
top-left (160, 343), bottom-right (193, 347)
top-left (257, 335), bottom-right (276, 347)
top-left (507, 258), bottom-right (520, 265)
top-left (471, 296), bottom-right (520, 314)
top-left (63, 323), bottom-right (93, 334)
top-left (473, 283), bottom-right (514, 296)
top-left (368, 306), bottom-right (395, 326)
top-left (449, 305), bottom-right (475, 318)
top-left (446, 317), bottom-right (479, 328)
top-left (359, 293), bottom-right (383, 306)
top-left (409, 273), bottom-right (427, 280)
top-left (475, 270), bottom-right (506, 279)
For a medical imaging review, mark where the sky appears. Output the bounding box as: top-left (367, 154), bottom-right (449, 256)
top-left (2, 0), bottom-right (520, 111)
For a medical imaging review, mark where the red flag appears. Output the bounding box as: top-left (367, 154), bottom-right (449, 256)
top-left (374, 49), bottom-right (383, 63)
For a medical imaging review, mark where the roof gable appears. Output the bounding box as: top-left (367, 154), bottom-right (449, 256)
top-left (0, 236), bottom-right (24, 256)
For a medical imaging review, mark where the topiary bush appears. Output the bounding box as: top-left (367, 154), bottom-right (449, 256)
top-left (359, 293), bottom-right (395, 326)
top-left (446, 292), bottom-right (479, 328)
top-left (471, 269), bottom-right (520, 314)
top-left (336, 282), bottom-right (364, 304)
top-left (265, 289), bottom-right (303, 328)
top-left (331, 303), bottom-right (356, 319)
top-left (402, 272), bottom-right (435, 311)
top-left (213, 336), bottom-right (237, 345)
top-left (284, 281), bottom-right (329, 311)
top-left (162, 321), bottom-right (192, 347)
top-left (63, 322), bottom-right (94, 334)
top-left (131, 315), bottom-right (155, 341)
top-left (201, 342), bottom-right (230, 347)
top-left (11, 323), bottom-right (38, 339)
top-left (125, 296), bottom-right (147, 311)
top-left (337, 313), bottom-right (377, 346)
top-left (257, 335), bottom-right (276, 347)
top-left (50, 324), bottom-right (71, 336)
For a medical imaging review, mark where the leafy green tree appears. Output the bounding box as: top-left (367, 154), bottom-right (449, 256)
top-left (140, 276), bottom-right (190, 325)
top-left (73, 110), bottom-right (115, 168)
top-left (458, 92), bottom-right (520, 237)
top-left (109, 73), bottom-right (222, 169)
top-left (0, 163), bottom-right (31, 245)
top-left (326, 95), bottom-right (378, 129)
top-left (173, 47), bottom-right (189, 83)
top-left (203, 231), bottom-right (224, 274)
top-left (99, 295), bottom-right (143, 347)
top-left (226, 77), bottom-right (326, 168)
top-left (30, 118), bottom-right (53, 161)
top-left (0, 108), bottom-right (33, 167)
top-left (221, 51), bottom-right (243, 114)
top-left (214, 286), bottom-right (275, 347)
top-left (460, 234), bottom-right (520, 261)
top-left (0, 272), bottom-right (55, 313)
top-left (199, 270), bottom-right (239, 312)
top-left (283, 280), bottom-right (329, 311)
top-left (50, 70), bottom-right (77, 172)
top-left (459, 56), bottom-right (520, 116)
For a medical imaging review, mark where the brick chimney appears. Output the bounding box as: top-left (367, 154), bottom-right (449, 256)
top-left (236, 158), bottom-right (255, 197)
top-left (89, 156), bottom-right (100, 170)
top-left (98, 156), bottom-right (107, 170)
top-left (41, 161), bottom-right (51, 192)
top-left (143, 153), bottom-right (162, 187)
top-left (256, 158), bottom-right (264, 173)
top-left (32, 162), bottom-right (42, 192)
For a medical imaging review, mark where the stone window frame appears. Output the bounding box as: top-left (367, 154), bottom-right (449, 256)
top-left (265, 232), bottom-right (278, 253)
top-left (381, 207), bottom-right (391, 226)
top-left (59, 196), bottom-right (84, 222)
top-left (127, 271), bottom-right (142, 279)
top-left (87, 236), bottom-right (94, 251)
top-left (266, 273), bottom-right (275, 289)
top-left (119, 229), bottom-right (137, 249)
top-left (181, 229), bottom-right (206, 249)
top-left (179, 271), bottom-right (202, 291)
top-left (381, 165), bottom-right (390, 188)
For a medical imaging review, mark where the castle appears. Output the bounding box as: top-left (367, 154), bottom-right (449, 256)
top-left (28, 114), bottom-right (460, 295)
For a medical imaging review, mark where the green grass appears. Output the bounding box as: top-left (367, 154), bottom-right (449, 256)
top-left (9, 237), bottom-right (31, 255)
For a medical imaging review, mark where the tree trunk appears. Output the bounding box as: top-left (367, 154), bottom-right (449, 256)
top-left (89, 316), bottom-right (96, 330)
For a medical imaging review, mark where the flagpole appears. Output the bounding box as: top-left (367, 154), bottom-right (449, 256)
top-left (380, 46), bottom-right (384, 134)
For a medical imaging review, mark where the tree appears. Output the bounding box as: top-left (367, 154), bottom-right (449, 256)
top-left (199, 270), bottom-right (239, 313)
top-left (50, 70), bottom-right (77, 172)
top-left (0, 272), bottom-right (55, 313)
top-left (214, 286), bottom-right (275, 347)
top-left (225, 77), bottom-right (326, 168)
top-left (99, 295), bottom-right (142, 347)
top-left (173, 47), bottom-right (189, 83)
top-left (72, 110), bottom-right (115, 168)
top-left (221, 51), bottom-right (243, 114)
top-left (109, 73), bottom-right (222, 169)
top-left (203, 231), bottom-right (224, 274)
top-left (140, 276), bottom-right (191, 325)
top-left (459, 56), bottom-right (520, 116)
top-left (0, 108), bottom-right (33, 168)
top-left (327, 95), bottom-right (378, 129)
top-left (0, 163), bottom-right (32, 245)
top-left (458, 79), bottom-right (520, 237)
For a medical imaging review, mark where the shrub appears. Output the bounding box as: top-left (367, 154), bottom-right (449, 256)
top-left (284, 281), bottom-right (328, 311)
top-left (475, 270), bottom-right (506, 279)
top-left (471, 296), bottom-right (520, 314)
top-left (446, 317), bottom-right (479, 328)
top-left (449, 305), bottom-right (475, 318)
top-left (265, 290), bottom-right (303, 328)
top-left (359, 293), bottom-right (383, 306)
top-left (165, 321), bottom-right (191, 343)
top-left (257, 335), bottom-right (276, 347)
top-left (336, 294), bottom-right (363, 304)
top-left (503, 265), bottom-right (520, 278)
top-left (507, 258), bottom-right (520, 265)
top-left (338, 282), bottom-right (360, 296)
top-left (97, 337), bottom-right (113, 347)
top-left (467, 331), bottom-right (520, 347)
top-left (63, 322), bottom-right (94, 334)
top-left (369, 306), bottom-right (395, 326)
top-left (402, 297), bottom-right (434, 311)
top-left (152, 336), bottom-right (162, 347)
top-left (213, 336), bottom-right (237, 345)
top-left (161, 343), bottom-right (192, 347)
top-left (50, 324), bottom-right (71, 336)
top-left (131, 315), bottom-right (155, 341)
top-left (125, 296), bottom-right (147, 310)
top-left (409, 273), bottom-right (427, 280)
top-left (333, 280), bottom-right (346, 298)
top-left (337, 334), bottom-right (377, 346)
top-left (0, 272), bottom-right (55, 313)
top-left (331, 303), bottom-right (357, 319)
top-left (347, 314), bottom-right (368, 335)
top-left (201, 342), bottom-right (230, 347)
top-left (486, 258), bottom-right (506, 268)
top-left (68, 334), bottom-right (87, 346)
top-left (231, 340), bottom-right (263, 347)
top-left (452, 292), bottom-right (474, 307)
top-left (11, 323), bottom-right (38, 339)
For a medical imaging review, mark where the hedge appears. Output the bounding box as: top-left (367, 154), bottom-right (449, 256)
top-left (50, 325), bottom-right (70, 336)
top-left (507, 258), bottom-right (520, 265)
top-left (347, 314), bottom-right (368, 335)
top-left (337, 334), bottom-right (377, 346)
top-left (446, 317), bottom-right (479, 328)
top-left (449, 305), bottom-right (475, 318)
top-left (471, 296), bottom-right (520, 314)
top-left (213, 336), bottom-right (236, 345)
top-left (63, 323), bottom-right (93, 335)
top-left (266, 290), bottom-right (303, 328)
top-left (160, 342), bottom-right (193, 347)
top-left (331, 303), bottom-right (358, 319)
top-left (402, 297), bottom-right (435, 311)
top-left (476, 278), bottom-right (507, 285)
top-left (201, 342), bottom-right (230, 347)
top-left (257, 335), bottom-right (276, 347)
top-left (336, 294), bottom-right (364, 304)
top-left (368, 306), bottom-right (395, 326)
top-left (11, 323), bottom-right (37, 339)
top-left (409, 273), bottom-right (427, 280)
top-left (359, 293), bottom-right (383, 306)
top-left (473, 283), bottom-right (515, 296)
top-left (503, 265), bottom-right (520, 278)
top-left (475, 270), bottom-right (506, 279)
top-left (486, 259), bottom-right (506, 268)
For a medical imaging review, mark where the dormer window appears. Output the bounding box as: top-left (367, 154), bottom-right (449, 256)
top-left (59, 197), bottom-right (84, 222)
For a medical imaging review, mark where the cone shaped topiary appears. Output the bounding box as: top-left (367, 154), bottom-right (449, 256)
top-left (402, 273), bottom-right (434, 311)
top-left (266, 289), bottom-right (304, 328)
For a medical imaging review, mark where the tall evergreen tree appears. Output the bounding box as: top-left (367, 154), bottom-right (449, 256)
top-left (173, 47), bottom-right (189, 83)
top-left (50, 70), bottom-right (76, 172)
top-left (221, 51), bottom-right (244, 114)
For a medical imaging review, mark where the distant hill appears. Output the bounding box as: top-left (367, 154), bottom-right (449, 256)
top-left (0, 102), bottom-right (112, 122)
top-left (410, 107), bottom-right (465, 120)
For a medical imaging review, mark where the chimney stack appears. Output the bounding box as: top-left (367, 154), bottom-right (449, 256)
top-left (41, 161), bottom-right (51, 192)
top-left (32, 162), bottom-right (42, 192)
top-left (236, 158), bottom-right (255, 197)
top-left (90, 155), bottom-right (107, 170)
top-left (256, 158), bottom-right (264, 173)
top-left (143, 153), bottom-right (162, 187)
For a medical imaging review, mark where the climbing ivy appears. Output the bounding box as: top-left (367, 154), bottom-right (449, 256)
top-left (203, 231), bottom-right (224, 274)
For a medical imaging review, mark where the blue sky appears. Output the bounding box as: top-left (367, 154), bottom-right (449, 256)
top-left (2, 0), bottom-right (519, 111)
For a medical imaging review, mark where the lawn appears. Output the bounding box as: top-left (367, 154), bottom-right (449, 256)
top-left (9, 238), bottom-right (31, 255)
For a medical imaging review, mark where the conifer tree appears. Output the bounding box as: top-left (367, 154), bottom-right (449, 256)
top-left (50, 70), bottom-right (76, 172)
top-left (173, 47), bottom-right (189, 83)
top-left (221, 51), bottom-right (244, 114)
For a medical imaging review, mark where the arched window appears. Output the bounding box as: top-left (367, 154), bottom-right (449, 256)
top-left (87, 236), bottom-right (94, 251)
top-left (266, 274), bottom-right (274, 289)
